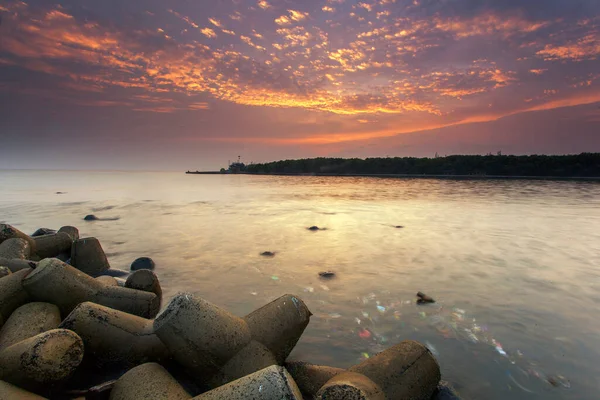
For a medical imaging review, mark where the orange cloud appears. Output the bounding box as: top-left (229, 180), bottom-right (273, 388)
top-left (536, 34), bottom-right (600, 61)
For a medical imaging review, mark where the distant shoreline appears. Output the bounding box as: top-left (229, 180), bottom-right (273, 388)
top-left (185, 171), bottom-right (600, 181)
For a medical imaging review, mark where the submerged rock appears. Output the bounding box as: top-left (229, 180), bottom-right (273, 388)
top-left (131, 257), bottom-right (155, 271)
top-left (308, 226), bottom-right (326, 231)
top-left (318, 271), bottom-right (335, 278)
top-left (84, 215), bottom-right (99, 221)
top-left (260, 251), bottom-right (275, 257)
top-left (417, 291), bottom-right (435, 304)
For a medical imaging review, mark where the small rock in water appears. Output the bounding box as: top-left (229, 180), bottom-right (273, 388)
top-left (308, 226), bottom-right (323, 231)
top-left (56, 192), bottom-right (66, 195)
top-left (319, 271), bottom-right (335, 278)
top-left (31, 228), bottom-right (56, 237)
top-left (260, 251), bottom-right (275, 257)
top-left (395, 225), bottom-right (404, 229)
top-left (131, 257), bottom-right (155, 271)
top-left (84, 214), bottom-right (99, 221)
top-left (416, 291), bottom-right (435, 304)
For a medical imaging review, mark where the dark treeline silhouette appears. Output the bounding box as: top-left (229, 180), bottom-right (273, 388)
top-left (245, 153), bottom-right (600, 177)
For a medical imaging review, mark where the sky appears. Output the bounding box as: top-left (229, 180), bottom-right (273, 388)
top-left (0, 0), bottom-right (599, 170)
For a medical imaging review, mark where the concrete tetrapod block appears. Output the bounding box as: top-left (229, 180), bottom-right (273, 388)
top-left (0, 268), bottom-right (31, 329)
top-left (0, 380), bottom-right (48, 399)
top-left (0, 257), bottom-right (37, 273)
top-left (23, 258), bottom-right (160, 318)
top-left (285, 361), bottom-right (346, 397)
top-left (0, 224), bottom-right (36, 251)
top-left (58, 225), bottom-right (80, 241)
top-left (33, 232), bottom-right (73, 259)
top-left (154, 293), bottom-right (252, 377)
top-left (71, 237), bottom-right (110, 276)
top-left (193, 365), bottom-right (303, 400)
top-left (244, 294), bottom-right (312, 364)
top-left (316, 372), bottom-right (385, 400)
top-left (0, 238), bottom-right (31, 260)
top-left (125, 269), bottom-right (162, 307)
top-left (0, 302), bottom-right (61, 350)
top-left (0, 266), bottom-right (10, 278)
top-left (211, 340), bottom-right (279, 386)
top-left (96, 275), bottom-right (119, 286)
top-left (60, 302), bottom-right (169, 367)
top-left (109, 363), bottom-right (191, 400)
top-left (0, 329), bottom-right (84, 391)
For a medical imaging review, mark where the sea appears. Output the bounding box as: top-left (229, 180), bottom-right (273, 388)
top-left (1, 170), bottom-right (599, 399)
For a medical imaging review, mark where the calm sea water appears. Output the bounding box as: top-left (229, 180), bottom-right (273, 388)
top-left (1, 170), bottom-right (599, 399)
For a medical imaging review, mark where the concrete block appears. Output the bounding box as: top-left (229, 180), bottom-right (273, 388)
top-left (0, 380), bottom-right (48, 399)
top-left (0, 266), bottom-right (10, 279)
top-left (71, 237), bottom-right (110, 276)
top-left (212, 340), bottom-right (278, 386)
top-left (0, 329), bottom-right (84, 391)
top-left (96, 275), bottom-right (119, 286)
top-left (0, 238), bottom-right (31, 260)
top-left (244, 294), bottom-right (311, 364)
top-left (60, 302), bottom-right (169, 367)
top-left (0, 224), bottom-right (36, 251)
top-left (193, 365), bottom-right (302, 399)
top-left (23, 258), bottom-right (159, 318)
top-left (0, 268), bottom-right (31, 329)
top-left (58, 226), bottom-right (80, 241)
top-left (285, 361), bottom-right (345, 397)
top-left (0, 302), bottom-right (61, 350)
top-left (125, 269), bottom-right (162, 308)
top-left (33, 232), bottom-right (73, 259)
top-left (109, 363), bottom-right (191, 400)
top-left (316, 372), bottom-right (384, 400)
top-left (0, 258), bottom-right (37, 273)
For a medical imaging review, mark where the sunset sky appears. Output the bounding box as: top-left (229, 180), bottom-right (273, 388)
top-left (0, 0), bottom-right (599, 170)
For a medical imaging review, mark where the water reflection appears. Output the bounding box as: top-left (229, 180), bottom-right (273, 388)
top-left (1, 171), bottom-right (599, 399)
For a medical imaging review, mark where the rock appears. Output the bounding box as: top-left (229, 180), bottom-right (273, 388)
top-left (56, 192), bottom-right (66, 194)
top-left (0, 268), bottom-right (31, 329)
top-left (84, 215), bottom-right (100, 221)
top-left (319, 271), bottom-right (335, 278)
top-left (109, 363), bottom-right (190, 400)
top-left (194, 365), bottom-right (302, 400)
top-left (0, 302), bottom-right (61, 350)
top-left (71, 237), bottom-right (111, 276)
top-left (58, 226), bottom-right (80, 241)
top-left (0, 380), bottom-right (47, 399)
top-left (308, 226), bottom-right (321, 231)
top-left (31, 228), bottom-right (56, 237)
top-left (130, 257), bottom-right (155, 271)
top-left (60, 302), bottom-right (169, 368)
top-left (23, 258), bottom-right (160, 319)
top-left (125, 270), bottom-right (162, 308)
top-left (260, 251), bottom-right (275, 257)
top-left (0, 267), bottom-right (10, 279)
top-left (33, 232), bottom-right (73, 259)
top-left (0, 238), bottom-right (31, 260)
top-left (0, 329), bottom-right (84, 392)
top-left (417, 291), bottom-right (436, 304)
top-left (395, 225), bottom-right (404, 229)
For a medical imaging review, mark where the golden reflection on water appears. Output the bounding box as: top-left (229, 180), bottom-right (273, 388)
top-left (1, 171), bottom-right (600, 399)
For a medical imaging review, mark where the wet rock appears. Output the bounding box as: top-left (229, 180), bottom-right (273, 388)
top-left (260, 251), bottom-right (275, 257)
top-left (319, 271), bottom-right (335, 278)
top-left (109, 363), bottom-right (190, 400)
top-left (0, 238), bottom-right (31, 260)
top-left (84, 215), bottom-right (100, 221)
top-left (0, 302), bottom-right (61, 350)
top-left (31, 228), bottom-right (56, 237)
top-left (56, 192), bottom-right (66, 195)
top-left (417, 291), bottom-right (436, 304)
top-left (60, 302), bottom-right (169, 368)
top-left (71, 237), bottom-right (110, 276)
top-left (130, 257), bottom-right (155, 271)
top-left (395, 225), bottom-right (404, 229)
top-left (308, 226), bottom-right (324, 231)
top-left (23, 258), bottom-right (160, 318)
top-left (0, 329), bottom-right (84, 392)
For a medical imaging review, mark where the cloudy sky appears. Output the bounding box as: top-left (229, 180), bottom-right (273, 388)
top-left (0, 0), bottom-right (599, 170)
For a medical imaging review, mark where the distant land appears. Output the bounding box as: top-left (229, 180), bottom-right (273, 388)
top-left (186, 153), bottom-right (600, 179)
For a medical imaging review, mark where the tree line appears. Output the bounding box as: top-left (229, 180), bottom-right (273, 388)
top-left (244, 153), bottom-right (600, 177)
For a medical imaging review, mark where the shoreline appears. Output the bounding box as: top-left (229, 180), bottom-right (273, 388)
top-left (185, 171), bottom-right (600, 181)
